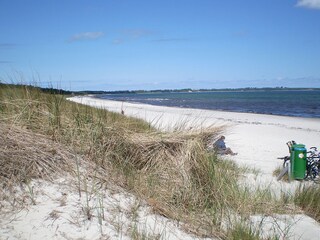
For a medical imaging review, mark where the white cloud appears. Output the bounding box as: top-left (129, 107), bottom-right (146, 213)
top-left (296, 0), bottom-right (320, 9)
top-left (68, 32), bottom-right (104, 42)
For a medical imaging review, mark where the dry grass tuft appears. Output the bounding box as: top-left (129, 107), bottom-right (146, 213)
top-left (0, 123), bottom-right (74, 187)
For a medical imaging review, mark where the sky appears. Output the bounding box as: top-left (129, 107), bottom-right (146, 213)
top-left (1, 0), bottom-right (320, 91)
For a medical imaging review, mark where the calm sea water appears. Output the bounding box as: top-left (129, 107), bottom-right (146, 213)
top-left (97, 90), bottom-right (320, 118)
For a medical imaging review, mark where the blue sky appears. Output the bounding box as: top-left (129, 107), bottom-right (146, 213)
top-left (1, 0), bottom-right (320, 91)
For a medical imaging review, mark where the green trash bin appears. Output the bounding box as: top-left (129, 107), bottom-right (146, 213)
top-left (290, 144), bottom-right (307, 180)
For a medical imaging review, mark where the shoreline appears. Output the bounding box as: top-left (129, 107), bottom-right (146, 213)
top-left (92, 89), bottom-right (320, 119)
top-left (69, 95), bottom-right (320, 176)
top-left (94, 95), bottom-right (320, 120)
top-left (71, 95), bottom-right (320, 132)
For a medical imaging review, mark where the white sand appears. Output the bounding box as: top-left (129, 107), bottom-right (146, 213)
top-left (0, 174), bottom-right (208, 240)
top-left (2, 95), bottom-right (320, 240)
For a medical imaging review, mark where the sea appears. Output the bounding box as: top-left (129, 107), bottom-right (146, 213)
top-left (97, 90), bottom-right (320, 118)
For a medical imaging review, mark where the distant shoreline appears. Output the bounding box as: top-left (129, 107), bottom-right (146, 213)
top-left (94, 90), bottom-right (320, 119)
top-left (1, 83), bottom-right (319, 95)
top-left (94, 96), bottom-right (319, 119)
top-left (90, 87), bottom-right (320, 95)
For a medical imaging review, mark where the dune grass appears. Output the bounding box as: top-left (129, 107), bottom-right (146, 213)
top-left (294, 184), bottom-right (320, 222)
top-left (0, 82), bottom-right (293, 239)
top-left (273, 163), bottom-right (320, 223)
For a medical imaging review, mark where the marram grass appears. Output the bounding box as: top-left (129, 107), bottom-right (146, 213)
top-left (0, 83), bottom-right (293, 239)
top-left (294, 184), bottom-right (320, 222)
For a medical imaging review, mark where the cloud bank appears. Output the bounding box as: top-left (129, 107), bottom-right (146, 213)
top-left (68, 32), bottom-right (104, 42)
top-left (296, 0), bottom-right (320, 9)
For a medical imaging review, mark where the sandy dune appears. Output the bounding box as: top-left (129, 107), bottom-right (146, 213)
top-left (2, 95), bottom-right (320, 240)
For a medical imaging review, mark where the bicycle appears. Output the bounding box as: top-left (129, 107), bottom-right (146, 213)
top-left (277, 156), bottom-right (290, 181)
top-left (306, 147), bottom-right (320, 180)
top-left (276, 141), bottom-right (295, 181)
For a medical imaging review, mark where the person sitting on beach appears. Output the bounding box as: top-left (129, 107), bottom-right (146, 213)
top-left (213, 136), bottom-right (237, 155)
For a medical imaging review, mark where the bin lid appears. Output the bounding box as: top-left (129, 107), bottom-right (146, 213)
top-left (292, 144), bottom-right (306, 150)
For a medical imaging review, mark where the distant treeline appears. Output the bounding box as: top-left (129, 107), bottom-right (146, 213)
top-left (96, 87), bottom-right (320, 94)
top-left (112, 87), bottom-right (320, 94)
top-left (0, 82), bottom-right (319, 95)
top-left (0, 82), bottom-right (75, 95)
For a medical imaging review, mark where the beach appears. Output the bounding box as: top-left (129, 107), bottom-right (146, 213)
top-left (68, 95), bottom-right (320, 239)
top-left (70, 96), bottom-right (320, 174)
top-left (3, 0), bottom-right (320, 238)
top-left (2, 94), bottom-right (320, 240)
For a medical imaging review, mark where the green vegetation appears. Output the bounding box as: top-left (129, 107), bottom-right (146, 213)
top-left (0, 82), bottom-right (298, 239)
